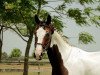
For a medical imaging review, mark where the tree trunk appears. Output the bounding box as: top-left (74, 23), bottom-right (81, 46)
top-left (0, 39), bottom-right (2, 63)
top-left (23, 0), bottom-right (41, 74)
top-left (0, 26), bottom-right (3, 63)
top-left (23, 30), bottom-right (33, 75)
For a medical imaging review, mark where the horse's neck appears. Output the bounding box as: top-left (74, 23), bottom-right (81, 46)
top-left (52, 65), bottom-right (68, 75)
top-left (51, 31), bottom-right (71, 62)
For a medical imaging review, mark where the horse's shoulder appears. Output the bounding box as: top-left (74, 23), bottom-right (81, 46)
top-left (68, 47), bottom-right (89, 64)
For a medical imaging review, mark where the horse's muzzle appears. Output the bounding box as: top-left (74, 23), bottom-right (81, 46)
top-left (34, 53), bottom-right (43, 60)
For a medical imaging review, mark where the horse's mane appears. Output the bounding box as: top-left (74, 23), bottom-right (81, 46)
top-left (56, 31), bottom-right (69, 44)
top-left (52, 31), bottom-right (75, 47)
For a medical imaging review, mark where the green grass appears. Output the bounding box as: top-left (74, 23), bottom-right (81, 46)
top-left (0, 72), bottom-right (51, 75)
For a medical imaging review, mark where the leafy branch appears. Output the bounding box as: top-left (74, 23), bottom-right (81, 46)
top-left (2, 24), bottom-right (27, 42)
top-left (79, 32), bottom-right (95, 44)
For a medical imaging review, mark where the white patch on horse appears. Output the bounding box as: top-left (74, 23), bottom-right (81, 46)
top-left (35, 27), bottom-right (46, 56)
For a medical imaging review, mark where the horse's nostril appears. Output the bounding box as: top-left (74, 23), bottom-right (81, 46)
top-left (39, 55), bottom-right (42, 60)
top-left (34, 53), bottom-right (36, 58)
top-left (41, 53), bottom-right (43, 56)
top-left (39, 58), bottom-right (42, 60)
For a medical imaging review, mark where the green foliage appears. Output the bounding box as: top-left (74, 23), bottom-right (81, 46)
top-left (0, 0), bottom-right (99, 45)
top-left (0, 0), bottom-right (36, 25)
top-left (56, 3), bottom-right (66, 11)
top-left (38, 10), bottom-right (49, 20)
top-left (84, 7), bottom-right (92, 16)
top-left (0, 0), bottom-right (100, 45)
top-left (10, 48), bottom-right (22, 58)
top-left (0, 0), bottom-right (37, 39)
top-left (90, 16), bottom-right (100, 27)
top-left (67, 8), bottom-right (87, 25)
top-left (1, 52), bottom-right (8, 59)
top-left (79, 32), bottom-right (94, 44)
top-left (79, 0), bottom-right (94, 5)
top-left (96, 5), bottom-right (100, 11)
top-left (34, 0), bottom-right (48, 5)
top-left (64, 0), bottom-right (73, 3)
top-left (52, 16), bottom-right (63, 32)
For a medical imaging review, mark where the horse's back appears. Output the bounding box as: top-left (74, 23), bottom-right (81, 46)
top-left (83, 51), bottom-right (100, 75)
top-left (89, 51), bottom-right (100, 60)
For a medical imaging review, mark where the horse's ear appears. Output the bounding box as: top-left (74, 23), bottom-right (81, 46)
top-left (46, 15), bottom-right (51, 25)
top-left (34, 15), bottom-right (40, 24)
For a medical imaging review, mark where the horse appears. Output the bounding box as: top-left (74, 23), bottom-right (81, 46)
top-left (34, 14), bottom-right (100, 75)
top-left (47, 44), bottom-right (68, 75)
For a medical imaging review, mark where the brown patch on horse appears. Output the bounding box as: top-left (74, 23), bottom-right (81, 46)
top-left (47, 44), bottom-right (68, 75)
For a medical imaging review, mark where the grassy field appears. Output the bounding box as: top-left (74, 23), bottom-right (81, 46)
top-left (0, 63), bottom-right (51, 69)
top-left (0, 72), bottom-right (51, 75)
top-left (0, 63), bottom-right (52, 75)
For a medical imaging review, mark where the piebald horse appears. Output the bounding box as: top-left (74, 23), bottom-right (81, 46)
top-left (34, 14), bottom-right (100, 75)
top-left (47, 44), bottom-right (68, 75)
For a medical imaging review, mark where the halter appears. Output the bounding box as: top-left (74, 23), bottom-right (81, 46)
top-left (36, 38), bottom-right (51, 51)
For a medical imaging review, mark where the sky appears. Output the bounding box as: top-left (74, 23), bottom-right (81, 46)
top-left (2, 0), bottom-right (100, 56)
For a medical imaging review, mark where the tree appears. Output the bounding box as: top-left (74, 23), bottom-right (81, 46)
top-left (10, 48), bottom-right (22, 58)
top-left (0, 0), bottom-right (100, 75)
top-left (1, 52), bottom-right (8, 60)
top-left (0, 24), bottom-right (3, 62)
top-left (1, 0), bottom-right (37, 75)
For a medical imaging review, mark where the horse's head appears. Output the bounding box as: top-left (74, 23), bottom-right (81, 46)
top-left (34, 14), bottom-right (54, 60)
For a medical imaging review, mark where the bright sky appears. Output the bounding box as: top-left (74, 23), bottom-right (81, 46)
top-left (2, 1), bottom-right (100, 56)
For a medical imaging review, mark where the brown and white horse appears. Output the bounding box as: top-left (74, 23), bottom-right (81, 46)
top-left (34, 14), bottom-right (100, 75)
